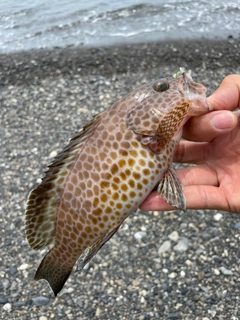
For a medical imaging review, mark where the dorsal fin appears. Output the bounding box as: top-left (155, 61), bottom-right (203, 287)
top-left (25, 115), bottom-right (101, 250)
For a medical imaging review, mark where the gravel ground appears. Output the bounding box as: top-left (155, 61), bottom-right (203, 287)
top-left (1, 39), bottom-right (240, 320)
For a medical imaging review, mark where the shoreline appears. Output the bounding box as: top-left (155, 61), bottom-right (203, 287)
top-left (1, 38), bottom-right (240, 86)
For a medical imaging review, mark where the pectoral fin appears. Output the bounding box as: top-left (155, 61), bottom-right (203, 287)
top-left (127, 103), bottom-right (190, 154)
top-left (157, 168), bottom-right (186, 210)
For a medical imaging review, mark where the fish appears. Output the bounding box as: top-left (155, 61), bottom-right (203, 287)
top-left (25, 70), bottom-right (211, 296)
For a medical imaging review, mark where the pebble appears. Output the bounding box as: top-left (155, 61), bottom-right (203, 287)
top-left (168, 313), bottom-right (179, 319)
top-left (32, 296), bottom-right (50, 306)
top-left (39, 317), bottom-right (48, 320)
top-left (233, 222), bottom-right (240, 229)
top-left (168, 272), bottom-right (177, 279)
top-left (173, 237), bottom-right (189, 252)
top-left (158, 240), bottom-right (171, 254)
top-left (197, 271), bottom-right (205, 281)
top-left (221, 290), bottom-right (228, 298)
top-left (95, 307), bottom-right (101, 317)
top-left (134, 231), bottom-right (147, 240)
top-left (8, 266), bottom-right (17, 275)
top-left (168, 231), bottom-right (179, 242)
top-left (214, 213), bottom-right (223, 221)
top-left (49, 150), bottom-right (58, 158)
top-left (0, 298), bottom-right (8, 304)
top-left (3, 303), bottom-right (12, 312)
top-left (220, 267), bottom-right (233, 276)
top-left (180, 270), bottom-right (185, 277)
top-left (199, 284), bottom-right (209, 294)
top-left (213, 268), bottom-right (220, 275)
top-left (2, 280), bottom-right (9, 289)
top-left (18, 263), bottom-right (29, 270)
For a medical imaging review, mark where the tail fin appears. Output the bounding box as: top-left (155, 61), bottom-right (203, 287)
top-left (34, 250), bottom-right (73, 296)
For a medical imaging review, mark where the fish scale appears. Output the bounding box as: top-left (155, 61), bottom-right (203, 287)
top-left (25, 70), bottom-right (211, 296)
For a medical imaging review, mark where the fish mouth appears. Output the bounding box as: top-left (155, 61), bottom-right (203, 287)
top-left (182, 71), bottom-right (191, 94)
top-left (179, 71), bottom-right (213, 113)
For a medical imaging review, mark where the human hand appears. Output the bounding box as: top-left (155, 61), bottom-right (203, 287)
top-left (140, 74), bottom-right (240, 213)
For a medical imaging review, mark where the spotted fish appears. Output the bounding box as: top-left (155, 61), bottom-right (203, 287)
top-left (25, 70), bottom-right (211, 296)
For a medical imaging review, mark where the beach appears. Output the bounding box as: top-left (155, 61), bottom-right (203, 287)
top-left (1, 38), bottom-right (240, 319)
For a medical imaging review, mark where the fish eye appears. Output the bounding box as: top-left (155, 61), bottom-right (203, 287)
top-left (153, 81), bottom-right (170, 92)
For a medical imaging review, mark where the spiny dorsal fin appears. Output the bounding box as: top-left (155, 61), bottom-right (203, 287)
top-left (25, 115), bottom-right (101, 250)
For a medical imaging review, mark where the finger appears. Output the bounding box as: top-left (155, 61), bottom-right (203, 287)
top-left (176, 166), bottom-right (218, 186)
top-left (207, 74), bottom-right (240, 111)
top-left (174, 140), bottom-right (209, 163)
top-left (140, 186), bottom-right (228, 212)
top-left (140, 191), bottom-right (174, 211)
top-left (184, 185), bottom-right (228, 210)
top-left (182, 110), bottom-right (237, 142)
top-left (140, 165), bottom-right (219, 210)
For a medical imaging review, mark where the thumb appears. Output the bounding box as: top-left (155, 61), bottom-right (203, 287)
top-left (182, 110), bottom-right (237, 142)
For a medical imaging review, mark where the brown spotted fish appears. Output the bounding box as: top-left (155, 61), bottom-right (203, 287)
top-left (25, 70), bottom-right (211, 296)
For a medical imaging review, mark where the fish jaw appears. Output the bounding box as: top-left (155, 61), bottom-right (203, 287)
top-left (177, 71), bottom-right (212, 116)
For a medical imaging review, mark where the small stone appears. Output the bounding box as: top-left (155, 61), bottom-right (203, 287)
top-left (3, 303), bottom-right (11, 312)
top-left (61, 287), bottom-right (75, 294)
top-left (220, 267), bottom-right (233, 275)
top-left (168, 231), bottom-right (179, 242)
top-left (195, 248), bottom-right (204, 255)
top-left (32, 296), bottom-right (50, 306)
top-left (134, 231), bottom-right (147, 240)
top-left (158, 240), bottom-right (171, 254)
top-left (10, 281), bottom-right (17, 291)
top-left (213, 268), bottom-right (220, 275)
top-left (168, 313), bottom-right (179, 319)
top-left (49, 150), bottom-right (58, 158)
top-left (140, 296), bottom-right (145, 303)
top-left (0, 298), bottom-right (8, 305)
top-left (210, 310), bottom-right (217, 317)
top-left (197, 271), bottom-right (205, 281)
top-left (39, 317), bottom-right (48, 320)
top-left (2, 280), bottom-right (9, 289)
top-left (95, 307), bottom-right (101, 317)
top-left (173, 237), bottom-right (189, 252)
top-left (180, 270), bottom-right (185, 277)
top-left (185, 259), bottom-right (192, 266)
top-left (221, 290), bottom-right (228, 298)
top-left (18, 263), bottom-right (29, 271)
top-left (214, 213), bottom-right (223, 221)
top-left (199, 284), bottom-right (209, 293)
top-left (233, 222), bottom-right (240, 229)
top-left (8, 267), bottom-right (17, 275)
top-left (168, 272), bottom-right (177, 279)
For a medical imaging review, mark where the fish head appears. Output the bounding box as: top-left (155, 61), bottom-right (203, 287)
top-left (136, 70), bottom-right (212, 119)
top-left (127, 70), bottom-right (212, 152)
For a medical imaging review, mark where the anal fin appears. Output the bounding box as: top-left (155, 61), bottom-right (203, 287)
top-left (157, 168), bottom-right (186, 210)
top-left (76, 226), bottom-right (120, 272)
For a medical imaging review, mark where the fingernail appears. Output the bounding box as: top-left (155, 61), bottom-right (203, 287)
top-left (211, 112), bottom-right (234, 130)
